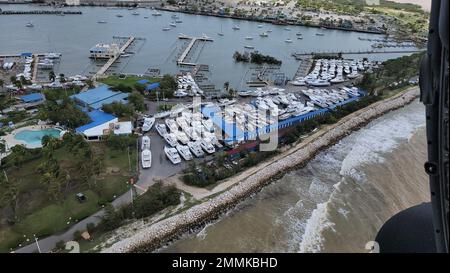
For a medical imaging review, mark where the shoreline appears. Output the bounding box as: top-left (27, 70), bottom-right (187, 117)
top-left (103, 87), bottom-right (420, 253)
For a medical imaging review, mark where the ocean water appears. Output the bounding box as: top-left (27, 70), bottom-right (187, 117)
top-left (160, 100), bottom-right (429, 253)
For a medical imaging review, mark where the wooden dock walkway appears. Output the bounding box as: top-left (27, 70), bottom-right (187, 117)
top-left (176, 35), bottom-right (213, 66)
top-left (93, 36), bottom-right (135, 79)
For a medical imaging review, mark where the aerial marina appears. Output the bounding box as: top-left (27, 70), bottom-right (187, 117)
top-left (0, 1), bottom-right (430, 255)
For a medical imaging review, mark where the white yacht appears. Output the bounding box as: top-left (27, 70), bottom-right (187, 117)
top-left (152, 11), bottom-right (162, 16)
top-left (259, 32), bottom-right (269, 37)
top-left (165, 119), bottom-right (179, 132)
top-left (141, 136), bottom-right (151, 150)
top-left (164, 146), bottom-right (181, 164)
top-left (200, 138), bottom-right (215, 154)
top-left (132, 11), bottom-right (139, 15)
top-left (141, 149), bottom-right (152, 169)
top-left (245, 36), bottom-right (253, 40)
top-left (187, 141), bottom-right (204, 157)
top-left (309, 79), bottom-right (331, 87)
top-left (238, 90), bottom-right (253, 97)
top-left (163, 133), bottom-right (178, 147)
top-left (170, 22), bottom-right (177, 27)
top-left (285, 39), bottom-right (293, 43)
top-left (232, 25), bottom-right (240, 30)
top-left (174, 131), bottom-right (190, 145)
top-left (155, 123), bottom-right (168, 137)
top-left (142, 117), bottom-right (155, 132)
top-left (202, 118), bottom-right (214, 132)
top-left (176, 144), bottom-right (193, 161)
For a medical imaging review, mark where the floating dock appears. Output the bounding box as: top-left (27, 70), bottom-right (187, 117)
top-left (177, 35), bottom-right (213, 66)
top-left (292, 49), bottom-right (423, 58)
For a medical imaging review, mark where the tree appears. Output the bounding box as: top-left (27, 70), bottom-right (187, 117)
top-left (59, 73), bottom-right (66, 83)
top-left (223, 81), bottom-right (230, 91)
top-left (49, 71), bottom-right (56, 82)
top-left (128, 92), bottom-right (145, 112)
top-left (0, 79), bottom-right (4, 91)
top-left (1, 176), bottom-right (20, 222)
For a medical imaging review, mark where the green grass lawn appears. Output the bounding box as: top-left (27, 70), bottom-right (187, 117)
top-left (0, 143), bottom-right (137, 252)
top-left (99, 75), bottom-right (159, 89)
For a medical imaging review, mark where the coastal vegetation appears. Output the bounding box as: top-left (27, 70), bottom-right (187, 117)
top-left (358, 52), bottom-right (423, 95)
top-left (0, 132), bottom-right (137, 252)
top-left (233, 51), bottom-right (282, 65)
top-left (98, 182), bottom-right (181, 232)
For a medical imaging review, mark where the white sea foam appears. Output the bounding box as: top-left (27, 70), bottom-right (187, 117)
top-left (297, 101), bottom-right (425, 252)
top-left (299, 202), bottom-right (335, 253)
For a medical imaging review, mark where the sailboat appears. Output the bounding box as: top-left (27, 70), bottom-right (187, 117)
top-left (217, 24), bottom-right (224, 36)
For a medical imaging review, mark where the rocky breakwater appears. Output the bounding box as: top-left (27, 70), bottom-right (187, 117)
top-left (103, 87), bottom-right (420, 253)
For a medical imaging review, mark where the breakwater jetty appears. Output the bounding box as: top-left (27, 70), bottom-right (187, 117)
top-left (102, 87), bottom-right (420, 253)
top-left (0, 10), bottom-right (82, 15)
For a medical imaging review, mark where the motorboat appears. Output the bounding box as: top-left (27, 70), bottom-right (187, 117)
top-left (244, 45), bottom-right (254, 49)
top-left (97, 21), bottom-right (107, 24)
top-left (141, 149), bottom-right (152, 169)
top-left (152, 11), bottom-right (162, 16)
top-left (142, 117), bottom-right (155, 132)
top-left (155, 123), bottom-right (168, 137)
top-left (163, 133), bottom-right (178, 147)
top-left (238, 90), bottom-right (253, 97)
top-left (202, 118), bottom-right (214, 132)
top-left (316, 33), bottom-right (325, 36)
top-left (176, 144), bottom-right (193, 161)
top-left (132, 11), bottom-right (139, 15)
top-left (116, 14), bottom-right (123, 17)
top-left (187, 141), bottom-right (204, 157)
top-left (164, 146), bottom-right (181, 164)
top-left (174, 131), bottom-right (190, 145)
top-left (309, 79), bottom-right (331, 87)
top-left (259, 32), bottom-right (268, 37)
top-left (200, 138), bottom-right (215, 154)
top-left (25, 22), bottom-right (34, 27)
top-left (170, 22), bottom-right (177, 27)
top-left (232, 25), bottom-right (240, 30)
top-left (141, 136), bottom-right (151, 150)
top-left (285, 39), bottom-right (293, 43)
top-left (245, 36), bottom-right (253, 40)
top-left (165, 119), bottom-right (179, 132)
top-left (162, 27), bottom-right (171, 31)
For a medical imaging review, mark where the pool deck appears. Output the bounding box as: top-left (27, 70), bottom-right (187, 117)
top-left (1, 124), bottom-right (61, 150)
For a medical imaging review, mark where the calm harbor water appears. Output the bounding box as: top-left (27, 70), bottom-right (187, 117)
top-left (0, 4), bottom-right (416, 89)
top-left (160, 100), bottom-right (429, 253)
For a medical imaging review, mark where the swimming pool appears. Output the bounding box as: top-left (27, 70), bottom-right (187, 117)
top-left (14, 128), bottom-right (61, 147)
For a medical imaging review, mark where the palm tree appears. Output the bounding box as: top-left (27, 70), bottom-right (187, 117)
top-left (49, 70), bottom-right (56, 82)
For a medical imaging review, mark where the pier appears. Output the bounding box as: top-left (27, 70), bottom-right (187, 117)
top-left (93, 36), bottom-right (135, 79)
top-left (292, 49), bottom-right (424, 59)
top-left (177, 35), bottom-right (213, 66)
top-left (0, 10), bottom-right (82, 15)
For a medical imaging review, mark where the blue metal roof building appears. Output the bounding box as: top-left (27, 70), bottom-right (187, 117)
top-left (75, 110), bottom-right (117, 134)
top-left (70, 85), bottom-right (129, 110)
top-left (20, 93), bottom-right (45, 103)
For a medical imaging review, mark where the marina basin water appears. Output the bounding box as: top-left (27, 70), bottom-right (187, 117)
top-left (14, 128), bottom-right (62, 147)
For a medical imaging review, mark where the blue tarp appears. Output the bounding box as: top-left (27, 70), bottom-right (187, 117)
top-left (137, 79), bottom-right (150, 85)
top-left (75, 110), bottom-right (117, 133)
top-left (20, 93), bottom-right (44, 103)
top-left (70, 85), bottom-right (129, 110)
